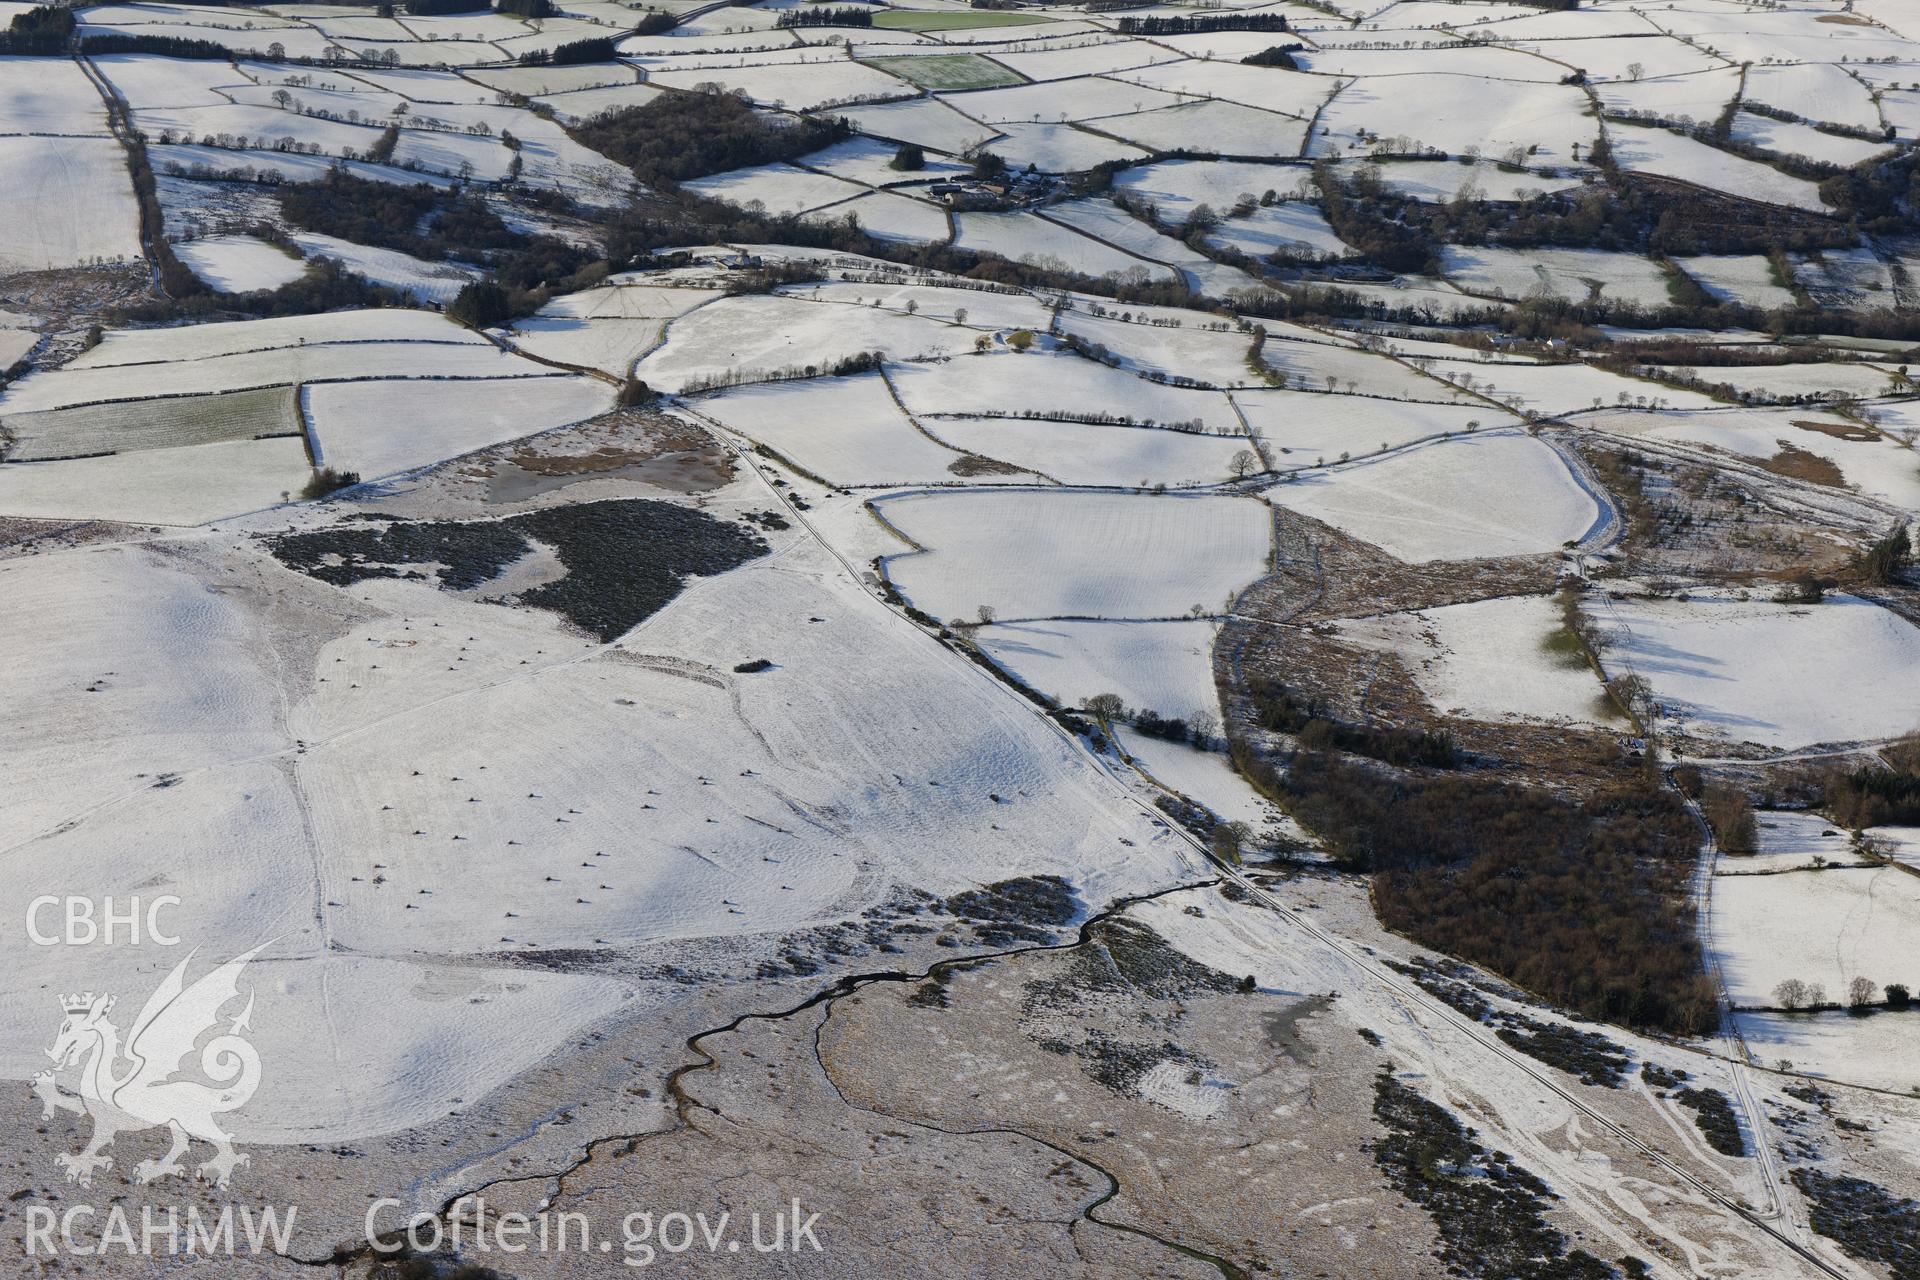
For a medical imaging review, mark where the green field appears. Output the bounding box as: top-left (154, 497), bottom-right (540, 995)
top-left (871, 9), bottom-right (1050, 31)
top-left (866, 52), bottom-right (1026, 90)
top-left (0, 385), bottom-right (303, 462)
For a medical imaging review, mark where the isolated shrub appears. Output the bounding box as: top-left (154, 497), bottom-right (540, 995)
top-left (1854, 525), bottom-right (1911, 585)
top-left (1210, 821), bottom-right (1248, 865)
top-left (890, 143), bottom-right (925, 172)
top-left (1776, 570), bottom-right (1826, 603)
top-left (299, 468), bottom-right (361, 499)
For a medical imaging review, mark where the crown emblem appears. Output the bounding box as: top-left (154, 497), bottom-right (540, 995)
top-left (59, 992), bottom-right (97, 1014)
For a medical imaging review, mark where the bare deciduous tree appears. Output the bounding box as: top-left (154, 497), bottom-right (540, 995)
top-left (1188, 710), bottom-right (1219, 749)
top-left (1211, 820), bottom-right (1250, 865)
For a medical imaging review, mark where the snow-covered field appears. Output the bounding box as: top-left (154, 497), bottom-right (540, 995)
top-left (173, 234), bottom-right (309, 293)
top-left (683, 162), bottom-right (870, 216)
top-left (1675, 255), bottom-right (1801, 311)
top-left (636, 294), bottom-right (980, 392)
top-left (0, 339), bottom-right (550, 412)
top-left (981, 121), bottom-right (1147, 172)
top-left (1336, 594), bottom-right (1611, 726)
top-left (976, 617), bottom-right (1221, 720)
top-left (1039, 200), bottom-right (1220, 277)
top-left (925, 414), bottom-right (1247, 487)
top-left (287, 231), bottom-right (482, 304)
top-left (1440, 245), bottom-right (1676, 311)
top-left (1254, 335), bottom-right (1453, 403)
top-left (1055, 308), bottom-right (1259, 387)
top-left (0, 436), bottom-right (312, 525)
top-left (1090, 98), bottom-right (1307, 158)
top-left (1736, 1009), bottom-right (1918, 1093)
top-left (1367, 158), bottom-right (1586, 204)
top-left (1423, 357), bottom-right (1719, 415)
top-left (697, 372), bottom-right (975, 485)
top-left (304, 376), bottom-right (613, 480)
top-left (0, 138), bottom-right (143, 275)
top-left (891, 348), bottom-right (1240, 432)
top-left (504, 315), bottom-right (667, 378)
top-left (1234, 392), bottom-right (1487, 467)
top-left (1315, 74), bottom-right (1593, 163)
top-left (0, 56), bottom-right (113, 132)
top-left (1267, 432), bottom-right (1600, 562)
top-left (877, 489), bottom-right (1271, 619)
top-left (1112, 158), bottom-right (1303, 222)
top-left (835, 94), bottom-right (998, 154)
top-left (66, 308), bottom-right (487, 365)
top-left (1599, 593), bottom-right (1920, 749)
top-left (1715, 865), bottom-right (1920, 1017)
top-left (1607, 124), bottom-right (1830, 213)
top-left (953, 210), bottom-right (1175, 279)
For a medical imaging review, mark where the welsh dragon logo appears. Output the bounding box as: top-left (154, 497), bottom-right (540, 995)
top-left (33, 945), bottom-right (266, 1189)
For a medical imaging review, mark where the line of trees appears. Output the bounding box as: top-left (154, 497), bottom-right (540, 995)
top-left (519, 35), bottom-right (617, 65)
top-left (1773, 977), bottom-right (1913, 1013)
top-left (777, 6), bottom-right (873, 27)
top-left (80, 32), bottom-right (231, 57)
top-left (1116, 13), bottom-right (1287, 34)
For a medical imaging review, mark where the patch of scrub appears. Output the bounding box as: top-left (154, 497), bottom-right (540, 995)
top-left (266, 498), bottom-right (769, 641)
